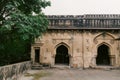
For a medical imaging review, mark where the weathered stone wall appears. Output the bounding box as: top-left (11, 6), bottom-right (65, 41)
top-left (0, 61), bottom-right (31, 80)
top-left (31, 14), bottom-right (120, 68)
top-left (31, 30), bottom-right (120, 68)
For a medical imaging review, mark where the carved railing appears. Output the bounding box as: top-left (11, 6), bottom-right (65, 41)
top-left (0, 61), bottom-right (31, 80)
top-left (47, 15), bottom-right (120, 29)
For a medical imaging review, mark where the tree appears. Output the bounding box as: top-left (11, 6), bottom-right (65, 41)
top-left (0, 0), bottom-right (50, 66)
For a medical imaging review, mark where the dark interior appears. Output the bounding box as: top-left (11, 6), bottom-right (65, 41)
top-left (96, 44), bottom-right (110, 65)
top-left (35, 49), bottom-right (40, 63)
top-left (55, 45), bottom-right (69, 65)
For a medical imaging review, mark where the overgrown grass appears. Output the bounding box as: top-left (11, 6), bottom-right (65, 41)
top-left (25, 71), bottom-right (51, 80)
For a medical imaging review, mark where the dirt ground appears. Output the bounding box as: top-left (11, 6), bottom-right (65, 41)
top-left (19, 67), bottom-right (120, 80)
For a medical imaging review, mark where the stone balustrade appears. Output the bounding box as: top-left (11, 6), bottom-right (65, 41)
top-left (0, 61), bottom-right (31, 80)
top-left (85, 14), bottom-right (120, 19)
top-left (47, 14), bottom-right (120, 28)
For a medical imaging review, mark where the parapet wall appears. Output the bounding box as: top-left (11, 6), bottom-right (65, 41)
top-left (47, 14), bottom-right (120, 29)
top-left (47, 14), bottom-right (120, 19)
top-left (0, 61), bottom-right (31, 80)
top-left (85, 14), bottom-right (120, 19)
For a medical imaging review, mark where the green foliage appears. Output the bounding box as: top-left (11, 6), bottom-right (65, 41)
top-left (0, 0), bottom-right (50, 66)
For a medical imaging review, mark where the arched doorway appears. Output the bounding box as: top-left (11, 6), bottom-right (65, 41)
top-left (55, 45), bottom-right (69, 65)
top-left (96, 44), bottom-right (110, 65)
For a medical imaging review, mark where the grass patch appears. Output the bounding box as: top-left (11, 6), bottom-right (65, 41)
top-left (25, 71), bottom-right (51, 80)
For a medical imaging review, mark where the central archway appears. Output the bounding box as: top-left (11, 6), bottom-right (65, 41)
top-left (96, 44), bottom-right (110, 65)
top-left (55, 45), bottom-right (69, 65)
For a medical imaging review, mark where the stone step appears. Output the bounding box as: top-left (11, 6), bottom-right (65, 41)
top-left (92, 66), bottom-right (119, 70)
top-left (31, 65), bottom-right (43, 70)
top-left (31, 63), bottom-right (51, 70)
top-left (53, 64), bottom-right (70, 70)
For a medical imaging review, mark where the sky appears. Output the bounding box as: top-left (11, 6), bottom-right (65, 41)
top-left (43, 0), bottom-right (120, 15)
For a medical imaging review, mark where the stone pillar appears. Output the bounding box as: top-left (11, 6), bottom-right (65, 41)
top-left (110, 55), bottom-right (115, 66)
top-left (97, 20), bottom-right (99, 27)
top-left (107, 19), bottom-right (109, 27)
top-left (87, 20), bottom-right (90, 27)
top-left (51, 20), bottom-right (53, 26)
top-left (53, 20), bottom-right (55, 26)
top-left (84, 20), bottom-right (86, 27)
top-left (51, 54), bottom-right (55, 67)
top-left (54, 20), bottom-right (57, 26)
top-left (108, 20), bottom-right (110, 27)
top-left (63, 20), bottom-right (66, 26)
top-left (85, 20), bottom-right (87, 27)
top-left (104, 19), bottom-right (106, 27)
top-left (94, 20), bottom-right (97, 27)
top-left (70, 20), bottom-right (73, 26)
top-left (117, 20), bottom-right (119, 27)
top-left (105, 19), bottom-right (107, 27)
top-left (59, 20), bottom-right (63, 26)
top-left (56, 20), bottom-right (59, 26)
top-left (93, 19), bottom-right (95, 27)
top-left (66, 20), bottom-right (71, 26)
top-left (90, 19), bottom-right (92, 27)
top-left (100, 19), bottom-right (102, 27)
top-left (102, 20), bottom-right (104, 27)
top-left (90, 55), bottom-right (97, 67)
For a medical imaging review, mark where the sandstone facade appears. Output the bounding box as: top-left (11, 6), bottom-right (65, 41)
top-left (31, 15), bottom-right (120, 68)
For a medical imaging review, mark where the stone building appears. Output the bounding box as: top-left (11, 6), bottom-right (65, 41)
top-left (31, 14), bottom-right (120, 68)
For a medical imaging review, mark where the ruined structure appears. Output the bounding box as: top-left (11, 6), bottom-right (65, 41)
top-left (31, 14), bottom-right (120, 68)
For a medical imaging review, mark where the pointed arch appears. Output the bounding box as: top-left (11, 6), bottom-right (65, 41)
top-left (55, 42), bottom-right (70, 65)
top-left (96, 43), bottom-right (111, 65)
top-left (55, 42), bottom-right (70, 50)
top-left (95, 32), bottom-right (115, 39)
top-left (94, 32), bottom-right (115, 44)
top-left (96, 42), bottom-right (112, 50)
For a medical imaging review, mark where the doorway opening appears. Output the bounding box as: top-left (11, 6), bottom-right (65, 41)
top-left (35, 48), bottom-right (40, 63)
top-left (55, 45), bottom-right (69, 65)
top-left (96, 44), bottom-right (110, 65)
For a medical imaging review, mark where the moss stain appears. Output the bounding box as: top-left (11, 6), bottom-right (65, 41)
top-left (25, 71), bottom-right (50, 80)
